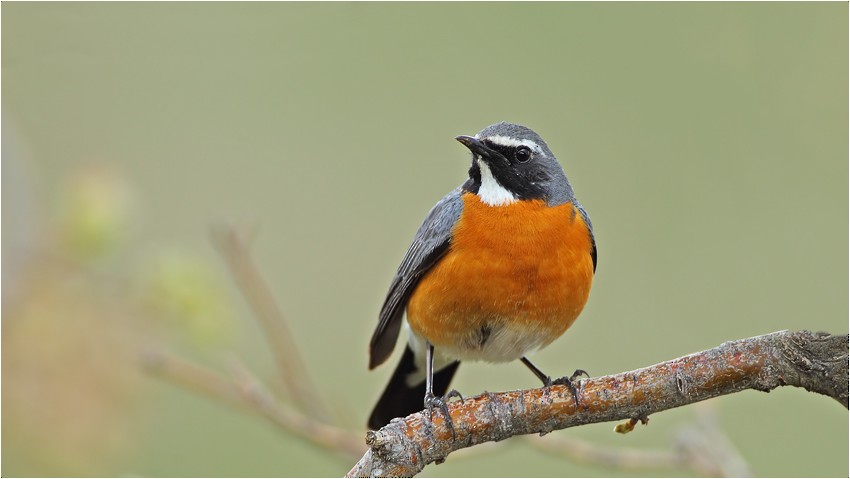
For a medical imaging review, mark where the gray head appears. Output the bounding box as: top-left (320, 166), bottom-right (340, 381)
top-left (456, 122), bottom-right (574, 206)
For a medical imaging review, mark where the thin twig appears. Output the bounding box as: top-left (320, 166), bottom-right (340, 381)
top-left (347, 330), bottom-right (848, 477)
top-left (209, 224), bottom-right (331, 422)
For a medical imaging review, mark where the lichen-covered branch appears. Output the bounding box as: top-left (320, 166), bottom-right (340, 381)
top-left (347, 330), bottom-right (848, 478)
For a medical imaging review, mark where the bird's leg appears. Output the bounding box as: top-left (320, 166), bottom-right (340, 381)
top-left (520, 356), bottom-right (552, 385)
top-left (424, 343), bottom-right (460, 439)
top-left (520, 357), bottom-right (587, 409)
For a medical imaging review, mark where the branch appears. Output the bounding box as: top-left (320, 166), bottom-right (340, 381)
top-left (527, 402), bottom-right (752, 477)
top-left (347, 330), bottom-right (848, 477)
top-left (142, 348), bottom-right (365, 457)
top-left (209, 225), bottom-right (332, 422)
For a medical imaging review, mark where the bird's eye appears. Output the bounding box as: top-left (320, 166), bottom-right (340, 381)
top-left (515, 146), bottom-right (532, 163)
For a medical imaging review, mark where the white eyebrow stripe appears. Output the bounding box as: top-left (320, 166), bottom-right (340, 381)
top-left (483, 135), bottom-right (542, 152)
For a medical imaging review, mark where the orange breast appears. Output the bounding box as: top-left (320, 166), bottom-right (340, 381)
top-left (406, 192), bottom-right (595, 362)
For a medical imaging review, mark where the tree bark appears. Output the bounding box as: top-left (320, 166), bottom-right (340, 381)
top-left (347, 330), bottom-right (848, 477)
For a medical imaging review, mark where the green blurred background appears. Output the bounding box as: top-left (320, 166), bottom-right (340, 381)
top-left (2, 2), bottom-right (847, 477)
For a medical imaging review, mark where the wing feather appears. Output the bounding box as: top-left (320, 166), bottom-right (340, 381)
top-left (573, 199), bottom-right (597, 273)
top-left (368, 188), bottom-right (464, 369)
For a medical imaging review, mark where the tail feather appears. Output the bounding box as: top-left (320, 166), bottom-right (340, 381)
top-left (368, 345), bottom-right (460, 430)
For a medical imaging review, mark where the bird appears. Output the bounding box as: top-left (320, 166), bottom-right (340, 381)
top-left (367, 122), bottom-right (597, 431)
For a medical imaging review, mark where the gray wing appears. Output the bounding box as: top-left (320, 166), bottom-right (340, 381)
top-left (369, 188), bottom-right (464, 369)
top-left (572, 199), bottom-right (597, 273)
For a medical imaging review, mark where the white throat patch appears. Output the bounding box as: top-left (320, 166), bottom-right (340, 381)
top-left (477, 159), bottom-right (517, 206)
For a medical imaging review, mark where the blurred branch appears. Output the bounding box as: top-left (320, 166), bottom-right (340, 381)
top-left (671, 404), bottom-right (753, 477)
top-left (527, 403), bottom-right (752, 477)
top-left (142, 348), bottom-right (365, 457)
top-left (209, 225), bottom-right (331, 422)
top-left (142, 348), bottom-right (243, 409)
top-left (347, 330), bottom-right (848, 477)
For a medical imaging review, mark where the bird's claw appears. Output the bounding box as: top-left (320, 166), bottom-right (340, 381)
top-left (444, 389), bottom-right (464, 403)
top-left (549, 369), bottom-right (589, 409)
top-left (424, 390), bottom-right (462, 439)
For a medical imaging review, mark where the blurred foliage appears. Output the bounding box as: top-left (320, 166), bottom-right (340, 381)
top-left (2, 162), bottom-right (239, 475)
top-left (58, 165), bottom-right (133, 261)
top-left (2, 2), bottom-right (847, 477)
top-left (3, 163), bottom-right (145, 475)
top-left (141, 251), bottom-right (235, 351)
top-left (3, 260), bottom-right (145, 476)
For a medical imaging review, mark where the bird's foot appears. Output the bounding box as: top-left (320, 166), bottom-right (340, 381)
top-left (424, 389), bottom-right (463, 439)
top-left (549, 369), bottom-right (589, 409)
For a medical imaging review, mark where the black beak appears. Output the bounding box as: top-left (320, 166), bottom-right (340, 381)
top-left (455, 135), bottom-right (495, 159)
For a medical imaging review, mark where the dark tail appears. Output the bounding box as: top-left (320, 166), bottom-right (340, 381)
top-left (368, 345), bottom-right (460, 430)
